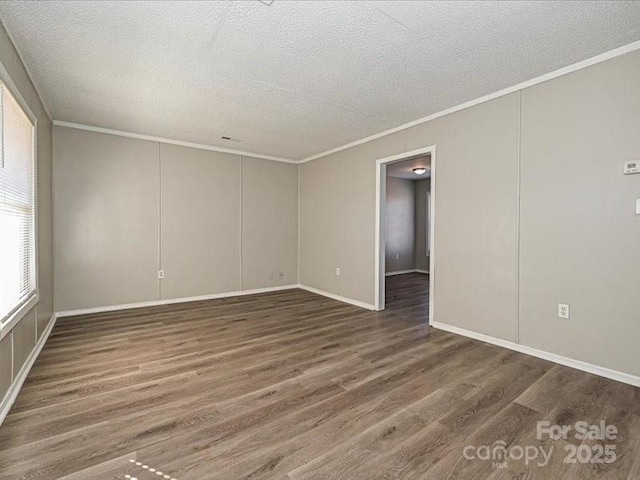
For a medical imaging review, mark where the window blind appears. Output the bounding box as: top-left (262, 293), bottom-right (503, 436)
top-left (0, 82), bottom-right (36, 325)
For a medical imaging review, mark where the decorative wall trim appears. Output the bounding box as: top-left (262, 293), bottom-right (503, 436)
top-left (300, 40), bottom-right (640, 163)
top-left (0, 313), bottom-right (57, 427)
top-left (55, 284), bottom-right (301, 318)
top-left (52, 41), bottom-right (640, 166)
top-left (431, 321), bottom-right (640, 388)
top-left (52, 121), bottom-right (298, 164)
top-left (1, 21), bottom-right (53, 120)
top-left (298, 284), bottom-right (375, 311)
top-left (0, 292), bottom-right (39, 341)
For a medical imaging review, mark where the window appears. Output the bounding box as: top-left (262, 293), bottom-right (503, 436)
top-left (0, 82), bottom-right (36, 330)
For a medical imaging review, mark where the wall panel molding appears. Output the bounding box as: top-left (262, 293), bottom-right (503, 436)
top-left (0, 314), bottom-right (56, 427)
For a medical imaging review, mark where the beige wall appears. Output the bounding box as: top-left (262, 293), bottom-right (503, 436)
top-left (300, 97), bottom-right (518, 329)
top-left (299, 154), bottom-right (342, 295)
top-left (300, 49), bottom-right (640, 377)
top-left (53, 127), bottom-right (299, 311)
top-left (300, 132), bottom-right (405, 305)
top-left (0, 335), bottom-right (11, 399)
top-left (339, 134), bottom-right (406, 304)
top-left (35, 114), bottom-right (53, 338)
top-left (242, 156), bottom-right (298, 290)
top-left (12, 309), bottom-right (36, 376)
top-left (385, 176), bottom-right (416, 273)
top-left (0, 22), bottom-right (53, 403)
top-left (414, 178), bottom-right (430, 272)
top-left (519, 52), bottom-right (640, 376)
top-left (160, 144), bottom-right (241, 299)
top-left (54, 128), bottom-right (160, 310)
top-left (407, 93), bottom-right (521, 341)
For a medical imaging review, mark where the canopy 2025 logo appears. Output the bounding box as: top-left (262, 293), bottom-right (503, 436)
top-left (538, 420), bottom-right (618, 465)
top-left (462, 420), bottom-right (618, 469)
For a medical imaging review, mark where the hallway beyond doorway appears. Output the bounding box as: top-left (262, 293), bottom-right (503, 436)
top-left (384, 272), bottom-right (429, 321)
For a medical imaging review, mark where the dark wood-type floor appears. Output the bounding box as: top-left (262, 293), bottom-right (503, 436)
top-left (1, 273), bottom-right (639, 479)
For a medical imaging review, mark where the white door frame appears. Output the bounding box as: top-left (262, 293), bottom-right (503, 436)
top-left (374, 145), bottom-right (436, 323)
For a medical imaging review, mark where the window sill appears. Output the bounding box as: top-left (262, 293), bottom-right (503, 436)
top-left (0, 292), bottom-right (39, 341)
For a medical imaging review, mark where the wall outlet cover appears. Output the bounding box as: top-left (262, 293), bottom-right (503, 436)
top-left (623, 159), bottom-right (640, 174)
top-left (558, 303), bottom-right (570, 319)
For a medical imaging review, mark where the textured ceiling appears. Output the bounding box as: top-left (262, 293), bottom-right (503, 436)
top-left (1, 1), bottom-right (640, 161)
top-left (387, 155), bottom-right (431, 180)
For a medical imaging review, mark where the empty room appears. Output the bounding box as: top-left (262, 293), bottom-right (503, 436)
top-left (1, 1), bottom-right (640, 479)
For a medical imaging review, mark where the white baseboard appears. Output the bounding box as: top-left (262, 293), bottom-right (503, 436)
top-left (431, 321), bottom-right (640, 388)
top-left (0, 313), bottom-right (57, 426)
top-left (55, 284), bottom-right (300, 318)
top-left (415, 269), bottom-right (430, 275)
top-left (385, 269), bottom-right (415, 277)
top-left (298, 285), bottom-right (375, 311)
top-left (385, 269), bottom-right (429, 277)
top-left (56, 282), bottom-right (375, 321)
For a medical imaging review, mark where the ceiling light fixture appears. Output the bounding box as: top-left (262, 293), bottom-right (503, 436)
top-left (413, 167), bottom-right (427, 175)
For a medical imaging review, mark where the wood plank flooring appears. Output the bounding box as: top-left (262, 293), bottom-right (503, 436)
top-left (1, 273), bottom-right (639, 479)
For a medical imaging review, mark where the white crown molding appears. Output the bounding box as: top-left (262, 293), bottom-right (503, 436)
top-left (52, 121), bottom-right (299, 164)
top-left (0, 314), bottom-right (57, 427)
top-left (300, 39), bottom-right (640, 164)
top-left (0, 19), bottom-right (53, 121)
top-left (431, 321), bottom-right (640, 388)
top-left (49, 40), bottom-right (640, 165)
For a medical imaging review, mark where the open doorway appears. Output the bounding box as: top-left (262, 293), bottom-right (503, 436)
top-left (375, 146), bottom-right (435, 323)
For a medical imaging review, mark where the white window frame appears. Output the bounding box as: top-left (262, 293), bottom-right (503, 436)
top-left (0, 60), bottom-right (39, 341)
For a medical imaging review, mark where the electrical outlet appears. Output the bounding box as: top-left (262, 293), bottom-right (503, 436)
top-left (335, 267), bottom-right (341, 276)
top-left (558, 303), bottom-right (570, 319)
top-left (158, 270), bottom-right (165, 279)
top-left (279, 272), bottom-right (285, 280)
top-left (395, 253), bottom-right (399, 260)
top-left (623, 159), bottom-right (640, 174)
